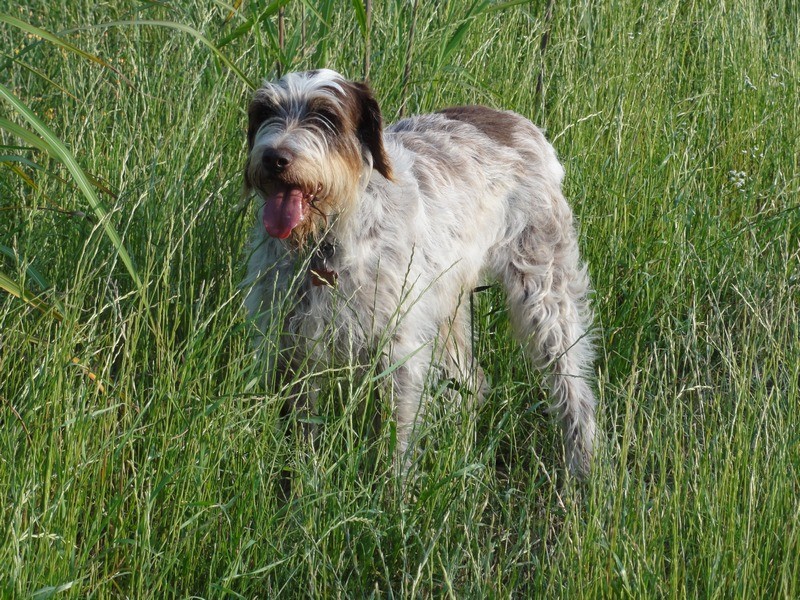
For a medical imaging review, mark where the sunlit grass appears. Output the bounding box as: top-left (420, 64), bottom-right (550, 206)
top-left (1, 1), bottom-right (798, 597)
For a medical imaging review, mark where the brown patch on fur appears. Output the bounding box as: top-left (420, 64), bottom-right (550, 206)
top-left (439, 106), bottom-right (519, 148)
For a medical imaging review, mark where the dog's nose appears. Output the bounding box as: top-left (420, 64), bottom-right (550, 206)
top-left (261, 148), bottom-right (293, 175)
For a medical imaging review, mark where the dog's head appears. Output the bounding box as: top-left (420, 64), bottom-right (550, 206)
top-left (244, 69), bottom-right (392, 247)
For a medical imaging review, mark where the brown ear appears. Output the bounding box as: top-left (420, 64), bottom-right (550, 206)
top-left (350, 81), bottom-right (393, 181)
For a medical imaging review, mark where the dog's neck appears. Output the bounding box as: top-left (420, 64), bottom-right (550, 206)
top-left (309, 238), bottom-right (337, 287)
top-left (300, 170), bottom-right (380, 286)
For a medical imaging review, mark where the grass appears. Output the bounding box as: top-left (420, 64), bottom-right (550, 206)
top-left (1, 0), bottom-right (798, 597)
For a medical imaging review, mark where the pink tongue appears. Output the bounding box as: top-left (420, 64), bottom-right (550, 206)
top-left (262, 186), bottom-right (306, 239)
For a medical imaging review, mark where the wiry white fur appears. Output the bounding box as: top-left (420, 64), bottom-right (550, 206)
top-left (243, 70), bottom-right (597, 478)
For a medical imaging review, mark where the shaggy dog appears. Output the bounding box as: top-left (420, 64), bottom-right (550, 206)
top-left (243, 69), bottom-right (596, 477)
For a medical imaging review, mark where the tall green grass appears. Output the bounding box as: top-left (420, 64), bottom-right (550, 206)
top-left (1, 1), bottom-right (798, 597)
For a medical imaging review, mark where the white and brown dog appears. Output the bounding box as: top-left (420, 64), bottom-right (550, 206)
top-left (243, 69), bottom-right (596, 477)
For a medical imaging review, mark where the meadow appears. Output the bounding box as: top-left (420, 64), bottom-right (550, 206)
top-left (1, 1), bottom-right (798, 597)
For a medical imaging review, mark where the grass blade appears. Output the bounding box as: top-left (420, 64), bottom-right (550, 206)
top-left (0, 85), bottom-right (143, 292)
top-left (0, 50), bottom-right (79, 100)
top-left (0, 116), bottom-right (52, 154)
top-left (0, 13), bottom-right (121, 75)
top-left (217, 0), bottom-right (290, 48)
top-left (93, 20), bottom-right (256, 89)
top-left (0, 269), bottom-right (62, 320)
top-left (350, 0), bottom-right (367, 36)
top-left (484, 0), bottom-right (535, 12)
top-left (0, 244), bottom-right (51, 291)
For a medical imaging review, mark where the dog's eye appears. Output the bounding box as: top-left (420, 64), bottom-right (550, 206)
top-left (248, 99), bottom-right (282, 130)
top-left (310, 107), bottom-right (340, 130)
top-left (249, 94), bottom-right (279, 117)
top-left (248, 98), bottom-right (283, 146)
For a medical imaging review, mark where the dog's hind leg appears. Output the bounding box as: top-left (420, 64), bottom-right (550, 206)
top-left (389, 296), bottom-right (490, 474)
top-left (436, 300), bottom-right (489, 408)
top-left (497, 221), bottom-right (596, 478)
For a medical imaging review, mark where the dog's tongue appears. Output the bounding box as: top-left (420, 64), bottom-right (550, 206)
top-left (262, 186), bottom-right (306, 239)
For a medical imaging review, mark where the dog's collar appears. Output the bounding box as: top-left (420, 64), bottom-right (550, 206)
top-left (310, 240), bottom-right (337, 287)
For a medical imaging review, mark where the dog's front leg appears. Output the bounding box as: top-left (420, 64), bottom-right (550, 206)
top-left (290, 375), bottom-right (320, 445)
top-left (387, 339), bottom-right (436, 474)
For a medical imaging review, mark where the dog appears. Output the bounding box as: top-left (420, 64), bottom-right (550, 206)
top-left (242, 69), bottom-right (596, 478)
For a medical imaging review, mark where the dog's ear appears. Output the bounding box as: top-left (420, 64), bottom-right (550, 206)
top-left (350, 81), bottom-right (393, 181)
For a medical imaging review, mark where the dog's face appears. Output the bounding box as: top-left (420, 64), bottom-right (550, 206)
top-left (244, 69), bottom-right (392, 247)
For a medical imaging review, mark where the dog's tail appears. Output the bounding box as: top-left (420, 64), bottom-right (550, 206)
top-left (495, 188), bottom-right (597, 478)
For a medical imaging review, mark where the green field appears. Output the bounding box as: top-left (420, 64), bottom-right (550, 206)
top-left (1, 1), bottom-right (798, 597)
